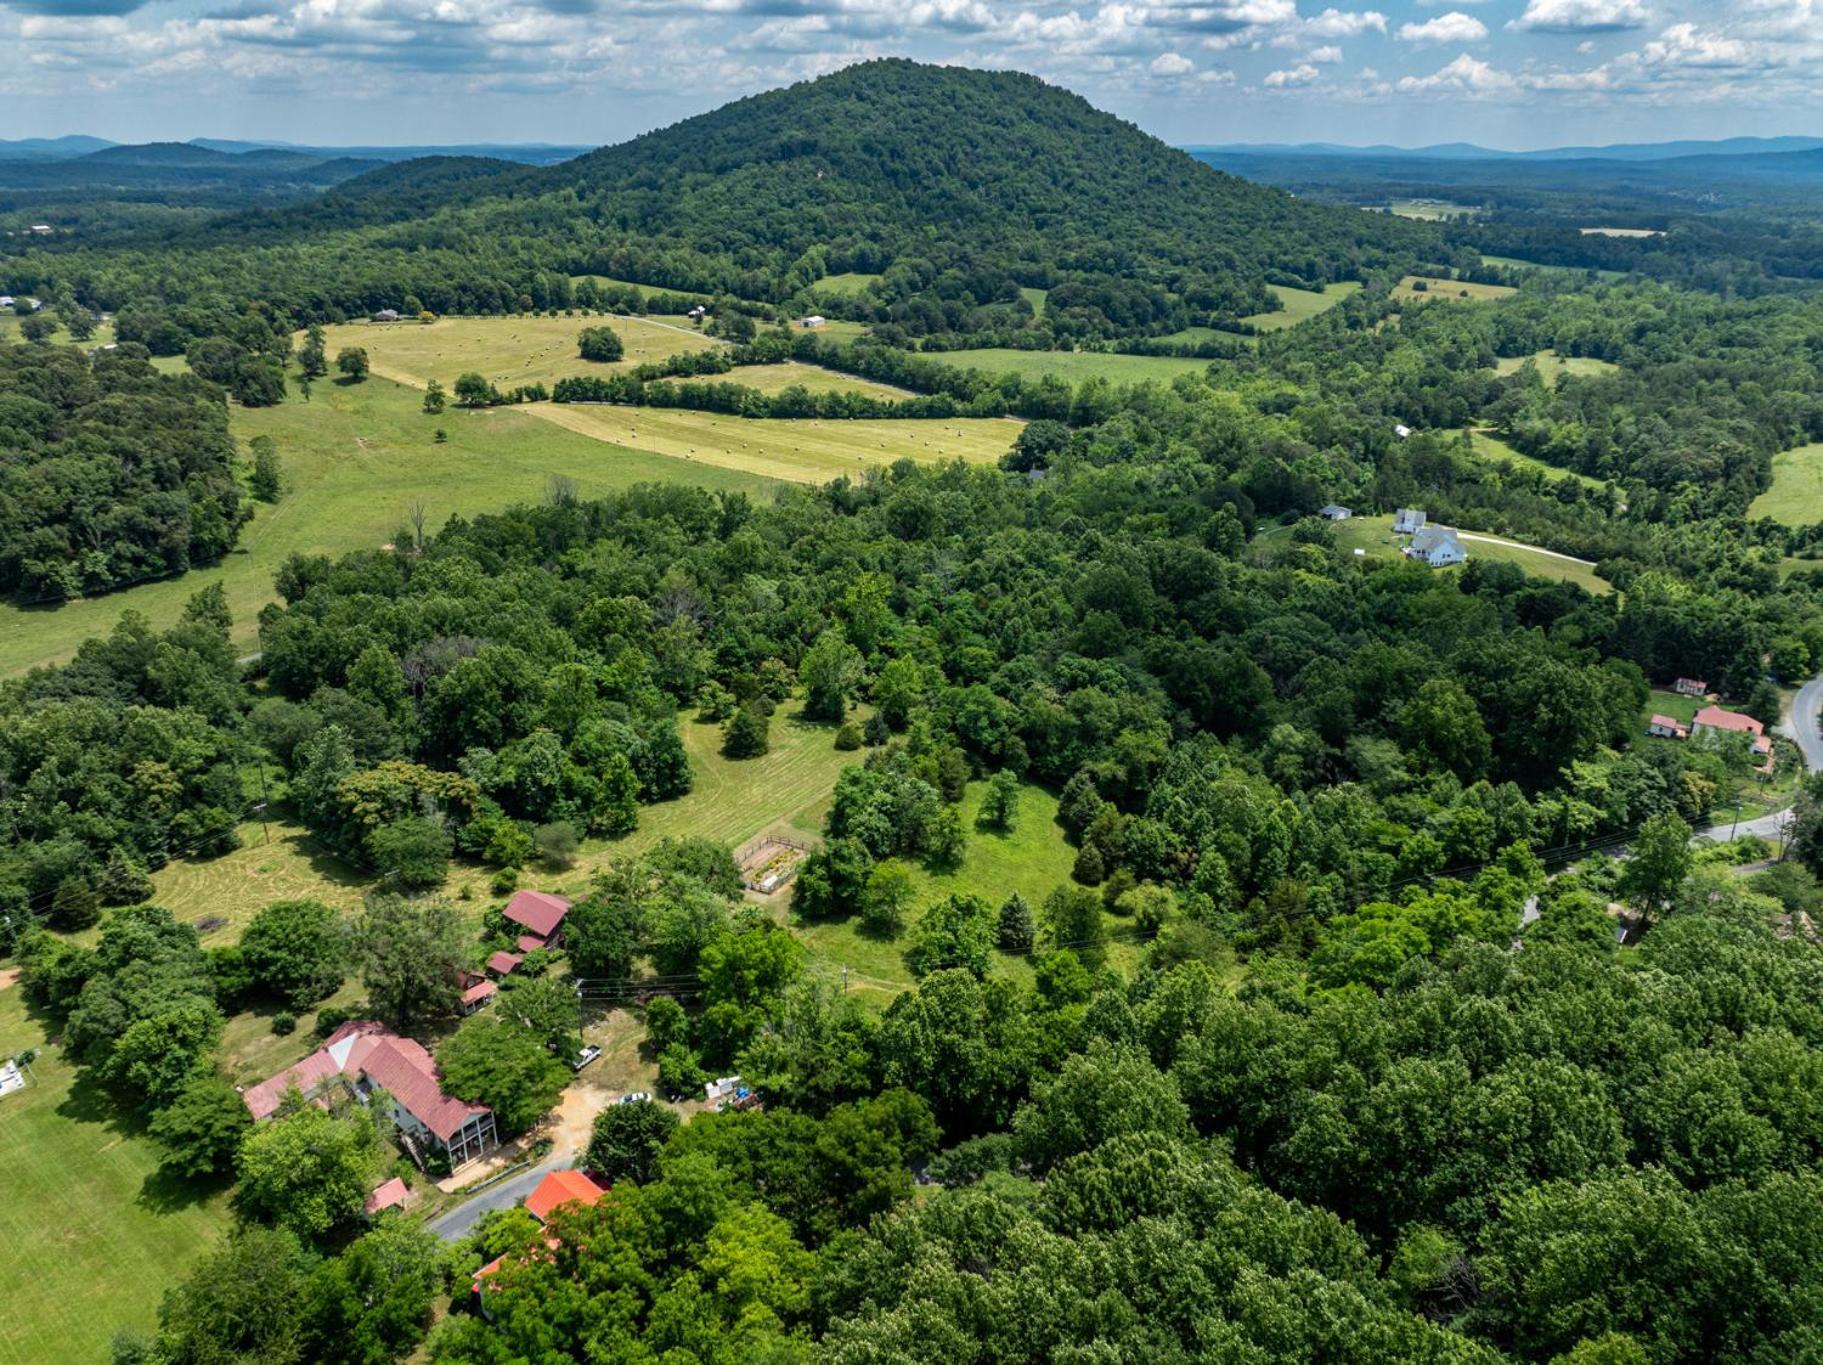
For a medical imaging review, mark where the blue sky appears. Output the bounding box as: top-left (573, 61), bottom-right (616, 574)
top-left (3, 0), bottom-right (1820, 149)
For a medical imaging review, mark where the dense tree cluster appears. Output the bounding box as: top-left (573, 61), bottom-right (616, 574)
top-left (0, 341), bottom-right (246, 599)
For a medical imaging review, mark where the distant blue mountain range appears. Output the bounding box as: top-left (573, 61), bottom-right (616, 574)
top-left (1184, 136), bottom-right (1823, 163)
top-left (0, 136), bottom-right (588, 166)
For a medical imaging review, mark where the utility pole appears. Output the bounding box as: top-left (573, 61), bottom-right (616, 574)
top-left (841, 962), bottom-right (848, 994)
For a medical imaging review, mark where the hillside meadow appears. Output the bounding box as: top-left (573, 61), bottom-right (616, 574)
top-left (1750, 443), bottom-right (1823, 525)
top-left (0, 373), bottom-right (771, 676)
top-left (312, 314), bottom-right (718, 392)
top-left (1392, 276), bottom-right (1519, 303)
top-left (1468, 428), bottom-right (1609, 491)
top-left (527, 403), bottom-right (1020, 484)
top-left (1492, 349), bottom-right (1620, 382)
top-left (1242, 280), bottom-right (1361, 330)
top-left (930, 347), bottom-right (1212, 384)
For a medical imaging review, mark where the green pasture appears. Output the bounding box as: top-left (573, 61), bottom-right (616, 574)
top-left (1749, 444), bottom-right (1823, 525)
top-left (0, 374), bottom-right (770, 675)
top-left (1242, 281), bottom-right (1361, 331)
top-left (1392, 276), bottom-right (1518, 304)
top-left (934, 347), bottom-right (1211, 384)
top-left (1467, 428), bottom-right (1609, 491)
top-left (1492, 349), bottom-right (1619, 382)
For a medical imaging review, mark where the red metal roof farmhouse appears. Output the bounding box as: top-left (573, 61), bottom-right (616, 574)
top-left (241, 1020), bottom-right (490, 1142)
top-left (504, 890), bottom-right (572, 939)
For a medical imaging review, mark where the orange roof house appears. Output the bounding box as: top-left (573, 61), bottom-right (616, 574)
top-left (525, 1169), bottom-right (608, 1223)
top-left (1691, 705), bottom-right (1772, 754)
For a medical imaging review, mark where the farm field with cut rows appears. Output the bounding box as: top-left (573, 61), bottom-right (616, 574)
top-left (0, 374), bottom-right (769, 676)
top-left (312, 314), bottom-right (718, 392)
top-left (933, 347), bottom-right (1211, 384)
top-left (714, 359), bottom-right (906, 399)
top-left (1392, 276), bottom-right (1519, 303)
top-left (1385, 198), bottom-right (1482, 221)
top-left (1242, 281), bottom-right (1361, 330)
top-left (527, 402), bottom-right (1020, 483)
top-left (1749, 443), bottom-right (1823, 525)
top-left (0, 989), bottom-right (234, 1365)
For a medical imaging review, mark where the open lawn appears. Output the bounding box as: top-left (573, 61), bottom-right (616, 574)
top-left (571, 274), bottom-right (709, 301)
top-left (815, 272), bottom-right (882, 295)
top-left (0, 990), bottom-right (233, 1365)
top-left (1749, 444), bottom-right (1823, 525)
top-left (1392, 276), bottom-right (1518, 304)
top-left (313, 314), bottom-right (719, 393)
top-left (0, 315), bottom-right (115, 349)
top-left (596, 714), bottom-right (863, 863)
top-left (935, 347), bottom-right (1211, 385)
top-left (1467, 429), bottom-right (1609, 491)
top-left (1492, 350), bottom-right (1619, 382)
top-left (793, 778), bottom-right (1093, 1001)
top-left (1242, 281), bottom-right (1361, 332)
top-left (0, 374), bottom-right (770, 676)
top-left (529, 403), bottom-right (1019, 484)
top-left (1020, 287), bottom-right (1048, 314)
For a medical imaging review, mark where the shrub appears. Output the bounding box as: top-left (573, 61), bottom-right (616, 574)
top-left (835, 721), bottom-right (864, 751)
top-left (271, 1012), bottom-right (297, 1036)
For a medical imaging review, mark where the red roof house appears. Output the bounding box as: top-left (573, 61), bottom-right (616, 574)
top-left (241, 1021), bottom-right (498, 1168)
top-left (365, 1177), bottom-right (410, 1215)
top-left (504, 890), bottom-right (573, 947)
top-left (516, 934), bottom-right (550, 954)
top-left (486, 950), bottom-right (523, 977)
top-left (1691, 705), bottom-right (1772, 754)
top-left (525, 1169), bottom-right (608, 1223)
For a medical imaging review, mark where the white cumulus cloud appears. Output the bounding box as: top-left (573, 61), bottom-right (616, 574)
top-left (1509, 0), bottom-right (1648, 33)
top-left (1397, 11), bottom-right (1486, 44)
top-left (1263, 60), bottom-right (1319, 85)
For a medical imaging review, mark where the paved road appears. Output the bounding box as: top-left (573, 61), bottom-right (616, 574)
top-left (429, 1156), bottom-right (565, 1243)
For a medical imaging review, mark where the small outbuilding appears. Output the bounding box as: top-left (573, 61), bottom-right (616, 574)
top-left (1318, 504), bottom-right (1352, 520)
top-left (1674, 677), bottom-right (1709, 698)
top-left (799, 315), bottom-right (827, 329)
top-left (365, 1177), bottom-right (410, 1216)
top-left (1646, 714), bottom-right (1689, 740)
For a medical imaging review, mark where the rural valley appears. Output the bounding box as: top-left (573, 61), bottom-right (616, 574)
top-left (3, 49), bottom-right (1823, 1365)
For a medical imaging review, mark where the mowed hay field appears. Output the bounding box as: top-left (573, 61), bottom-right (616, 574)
top-left (1492, 349), bottom-right (1620, 382)
top-left (1392, 276), bottom-right (1519, 304)
top-left (1750, 444), bottom-right (1823, 525)
top-left (147, 821), bottom-right (370, 945)
top-left (529, 403), bottom-right (1021, 484)
top-left (1242, 281), bottom-right (1362, 331)
top-left (934, 347), bottom-right (1211, 384)
top-left (0, 374), bottom-right (770, 675)
top-left (0, 989), bottom-right (233, 1365)
top-left (313, 314), bottom-right (719, 392)
top-left (721, 359), bottom-right (906, 399)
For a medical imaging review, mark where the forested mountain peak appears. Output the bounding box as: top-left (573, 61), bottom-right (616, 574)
top-left (508, 58), bottom-right (1411, 277)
